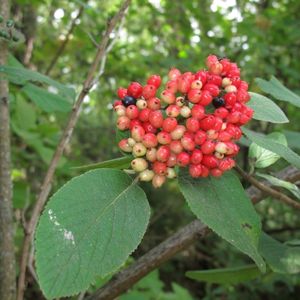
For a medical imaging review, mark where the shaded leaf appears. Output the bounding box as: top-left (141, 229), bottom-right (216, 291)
top-left (35, 169), bottom-right (150, 299)
top-left (255, 76), bottom-right (300, 108)
top-left (249, 132), bottom-right (287, 168)
top-left (178, 170), bottom-right (266, 272)
top-left (247, 92), bottom-right (288, 123)
top-left (243, 128), bottom-right (300, 169)
top-left (186, 265), bottom-right (260, 285)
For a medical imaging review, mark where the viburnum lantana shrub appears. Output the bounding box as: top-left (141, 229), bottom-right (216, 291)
top-left (113, 55), bottom-right (253, 187)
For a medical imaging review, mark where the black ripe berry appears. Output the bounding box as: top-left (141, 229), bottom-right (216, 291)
top-left (212, 97), bottom-right (225, 108)
top-left (122, 95), bottom-right (136, 107)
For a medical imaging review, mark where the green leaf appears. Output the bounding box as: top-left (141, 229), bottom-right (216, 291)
top-left (259, 233), bottom-right (300, 274)
top-left (0, 65), bottom-right (75, 101)
top-left (247, 92), bottom-right (288, 123)
top-left (178, 170), bottom-right (266, 272)
top-left (284, 130), bottom-right (300, 150)
top-left (256, 173), bottom-right (300, 200)
top-left (72, 156), bottom-right (133, 171)
top-left (15, 97), bottom-right (36, 130)
top-left (22, 83), bottom-right (72, 113)
top-left (35, 169), bottom-right (150, 299)
top-left (249, 132), bottom-right (287, 168)
top-left (186, 265), bottom-right (261, 285)
top-left (255, 76), bottom-right (300, 108)
top-left (243, 128), bottom-right (300, 169)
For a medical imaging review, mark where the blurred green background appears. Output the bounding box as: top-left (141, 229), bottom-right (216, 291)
top-left (9, 0), bottom-right (300, 299)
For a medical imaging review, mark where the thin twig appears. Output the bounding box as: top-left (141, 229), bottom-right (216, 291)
top-left (45, 5), bottom-right (85, 75)
top-left (235, 165), bottom-right (300, 210)
top-left (16, 1), bottom-right (132, 299)
top-left (85, 166), bottom-right (300, 300)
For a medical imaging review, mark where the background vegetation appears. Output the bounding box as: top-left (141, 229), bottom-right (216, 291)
top-left (4, 0), bottom-right (300, 299)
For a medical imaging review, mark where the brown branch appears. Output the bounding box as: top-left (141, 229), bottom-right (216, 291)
top-left (16, 1), bottom-right (132, 299)
top-left (0, 1), bottom-right (17, 300)
top-left (235, 165), bottom-right (300, 210)
top-left (86, 221), bottom-right (210, 300)
top-left (86, 165), bottom-right (300, 300)
top-left (45, 5), bottom-right (84, 75)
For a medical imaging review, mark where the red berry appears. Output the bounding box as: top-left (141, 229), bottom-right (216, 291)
top-left (189, 164), bottom-right (202, 178)
top-left (166, 80), bottom-right (178, 93)
top-left (170, 140), bottom-right (183, 154)
top-left (142, 122), bottom-right (157, 134)
top-left (219, 158), bottom-right (235, 171)
top-left (181, 135), bottom-right (195, 151)
top-left (149, 110), bottom-right (163, 128)
top-left (202, 155), bottom-right (218, 169)
top-left (142, 84), bottom-right (157, 99)
top-left (214, 107), bottom-right (229, 119)
top-left (224, 93), bottom-right (237, 108)
top-left (218, 131), bottom-right (232, 142)
top-left (227, 111), bottom-right (241, 124)
top-left (206, 55), bottom-right (218, 68)
top-left (186, 117), bottom-right (200, 132)
top-left (201, 140), bottom-right (216, 154)
top-left (166, 105), bottom-right (181, 117)
top-left (191, 104), bottom-right (205, 119)
top-left (199, 90), bottom-right (213, 106)
top-left (210, 62), bottom-right (223, 75)
top-left (194, 130), bottom-right (206, 145)
top-left (117, 87), bottom-right (127, 99)
top-left (156, 145), bottom-right (171, 162)
top-left (203, 83), bottom-right (220, 97)
top-left (207, 74), bottom-right (222, 86)
top-left (191, 80), bottom-right (203, 90)
top-left (142, 133), bottom-right (158, 148)
top-left (139, 108), bottom-right (151, 122)
top-left (147, 97), bottom-right (161, 110)
top-left (177, 152), bottom-right (190, 167)
top-left (187, 89), bottom-right (201, 103)
top-left (113, 100), bottom-right (123, 108)
top-left (200, 165), bottom-right (209, 177)
top-left (118, 139), bottom-right (132, 152)
top-left (167, 153), bottom-right (177, 167)
top-left (129, 119), bottom-right (142, 130)
top-left (194, 70), bottom-right (207, 84)
top-left (152, 161), bottom-right (167, 175)
top-left (199, 116), bottom-right (216, 131)
top-left (152, 175), bottom-right (166, 188)
top-left (190, 149), bottom-right (203, 164)
top-left (162, 117), bottom-right (178, 132)
top-left (213, 117), bottom-right (223, 131)
top-left (126, 105), bottom-right (139, 119)
top-left (127, 82), bottom-right (143, 98)
top-left (147, 75), bottom-right (161, 88)
top-left (210, 168), bottom-right (223, 177)
top-left (177, 77), bottom-right (191, 93)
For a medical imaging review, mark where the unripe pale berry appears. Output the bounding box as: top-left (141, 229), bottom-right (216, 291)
top-left (117, 116), bottom-right (130, 130)
top-left (206, 129), bottom-right (219, 140)
top-left (215, 142), bottom-right (227, 154)
top-left (166, 105), bottom-right (180, 117)
top-left (139, 169), bottom-right (155, 181)
top-left (157, 131), bottom-right (172, 145)
top-left (225, 85), bottom-right (237, 93)
top-left (166, 168), bottom-right (177, 179)
top-left (152, 174), bottom-right (166, 188)
top-left (127, 138), bottom-right (136, 147)
top-left (131, 158), bottom-right (148, 172)
top-left (222, 77), bottom-right (232, 87)
top-left (115, 105), bottom-right (126, 116)
top-left (146, 148), bottom-right (157, 162)
top-left (180, 106), bottom-right (191, 118)
top-left (214, 152), bottom-right (224, 159)
top-left (171, 125), bottom-right (186, 140)
top-left (118, 139), bottom-right (132, 152)
top-left (181, 135), bottom-right (195, 151)
top-left (131, 125), bottom-right (145, 142)
top-left (147, 97), bottom-right (161, 110)
top-left (162, 117), bottom-right (178, 132)
top-left (191, 80), bottom-right (203, 90)
top-left (136, 99), bottom-right (147, 109)
top-left (161, 90), bottom-right (176, 104)
top-left (175, 96), bottom-right (185, 107)
top-left (132, 143), bottom-right (147, 157)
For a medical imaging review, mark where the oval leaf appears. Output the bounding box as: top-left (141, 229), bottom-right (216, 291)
top-left (255, 76), bottom-right (300, 108)
top-left (248, 92), bottom-right (289, 123)
top-left (186, 265), bottom-right (260, 285)
top-left (35, 169), bottom-right (150, 299)
top-left (178, 170), bottom-right (266, 272)
top-left (249, 132), bottom-right (287, 168)
top-left (243, 128), bottom-right (300, 169)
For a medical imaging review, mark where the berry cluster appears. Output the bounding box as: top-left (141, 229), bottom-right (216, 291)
top-left (113, 55), bottom-right (253, 188)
